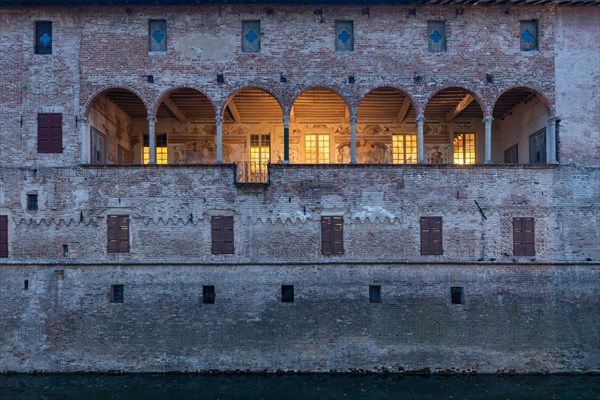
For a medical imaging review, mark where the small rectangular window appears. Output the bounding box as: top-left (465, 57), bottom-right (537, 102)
top-left (107, 215), bottom-right (129, 253)
top-left (529, 128), bottom-right (546, 164)
top-left (520, 20), bottom-right (538, 51)
top-left (242, 20), bottom-right (260, 52)
top-left (91, 127), bottom-right (107, 164)
top-left (504, 144), bottom-right (519, 164)
top-left (420, 217), bottom-right (443, 256)
top-left (321, 216), bottom-right (344, 255)
top-left (203, 285), bottom-right (215, 304)
top-left (110, 284), bottom-right (124, 303)
top-left (27, 194), bottom-right (38, 211)
top-left (149, 20), bottom-right (167, 52)
top-left (369, 285), bottom-right (382, 304)
top-left (451, 287), bottom-right (464, 305)
top-left (143, 134), bottom-right (168, 164)
top-left (305, 134), bottom-right (330, 164)
top-left (428, 21), bottom-right (446, 52)
top-left (453, 133), bottom-right (476, 164)
top-left (335, 21), bottom-right (354, 51)
top-left (35, 21), bottom-right (52, 54)
top-left (0, 216), bottom-right (8, 258)
top-left (281, 285), bottom-right (294, 303)
top-left (393, 134), bottom-right (417, 164)
top-left (37, 113), bottom-right (62, 153)
top-left (513, 217), bottom-right (535, 256)
top-left (211, 216), bottom-right (234, 254)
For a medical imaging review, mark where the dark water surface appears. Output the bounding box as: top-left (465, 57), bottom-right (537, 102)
top-left (0, 374), bottom-right (598, 400)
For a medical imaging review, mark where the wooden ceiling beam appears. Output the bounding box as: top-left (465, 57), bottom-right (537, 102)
top-left (161, 95), bottom-right (188, 123)
top-left (226, 98), bottom-right (242, 124)
top-left (396, 97), bottom-right (411, 123)
top-left (444, 94), bottom-right (475, 122)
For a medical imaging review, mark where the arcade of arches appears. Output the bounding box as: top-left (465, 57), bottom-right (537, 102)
top-left (83, 86), bottom-right (557, 181)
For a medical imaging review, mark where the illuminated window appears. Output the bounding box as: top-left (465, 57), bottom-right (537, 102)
top-left (392, 134), bottom-right (417, 164)
top-left (453, 133), bottom-right (476, 165)
top-left (143, 134), bottom-right (167, 164)
top-left (305, 134), bottom-right (330, 164)
top-left (250, 134), bottom-right (270, 175)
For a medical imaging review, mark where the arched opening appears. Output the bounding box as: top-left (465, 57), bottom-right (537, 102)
top-left (356, 87), bottom-right (416, 164)
top-left (85, 88), bottom-right (147, 164)
top-left (424, 88), bottom-right (484, 164)
top-left (491, 87), bottom-right (551, 164)
top-left (154, 88), bottom-right (216, 164)
top-left (290, 88), bottom-right (350, 164)
top-left (223, 88), bottom-right (283, 182)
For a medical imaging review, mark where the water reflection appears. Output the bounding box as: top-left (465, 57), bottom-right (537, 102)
top-left (0, 374), bottom-right (598, 400)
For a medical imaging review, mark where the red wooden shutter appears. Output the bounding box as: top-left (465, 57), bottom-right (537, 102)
top-left (332, 217), bottom-right (344, 255)
top-left (212, 216), bottom-right (234, 254)
top-left (37, 113), bottom-right (50, 153)
top-left (421, 217), bottom-right (443, 255)
top-left (107, 215), bottom-right (119, 253)
top-left (523, 218), bottom-right (535, 256)
top-left (222, 216), bottom-right (234, 254)
top-left (0, 216), bottom-right (8, 258)
top-left (50, 113), bottom-right (62, 153)
top-left (321, 217), bottom-right (332, 255)
top-left (118, 216), bottom-right (130, 253)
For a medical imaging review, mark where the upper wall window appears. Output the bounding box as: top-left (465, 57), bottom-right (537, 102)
top-left (529, 128), bottom-right (546, 164)
top-left (35, 21), bottom-right (52, 54)
top-left (321, 216), bottom-right (344, 255)
top-left (428, 21), bottom-right (446, 52)
top-left (420, 217), bottom-right (443, 256)
top-left (211, 216), bottom-right (234, 255)
top-left (107, 215), bottom-right (130, 254)
top-left (37, 113), bottom-right (62, 153)
top-left (520, 20), bottom-right (538, 51)
top-left (0, 215), bottom-right (8, 258)
top-left (149, 20), bottom-right (167, 52)
top-left (513, 217), bottom-right (535, 256)
top-left (335, 21), bottom-right (354, 51)
top-left (242, 20), bottom-right (260, 52)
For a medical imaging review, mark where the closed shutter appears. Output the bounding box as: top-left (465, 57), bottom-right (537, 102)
top-left (514, 217), bottom-right (535, 256)
top-left (322, 216), bottom-right (343, 255)
top-left (212, 216), bottom-right (234, 254)
top-left (38, 113), bottom-right (62, 153)
top-left (108, 215), bottom-right (129, 253)
top-left (0, 216), bottom-right (8, 258)
top-left (421, 217), bottom-right (443, 255)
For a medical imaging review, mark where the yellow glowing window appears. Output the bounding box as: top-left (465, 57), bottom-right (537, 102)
top-left (305, 134), bottom-right (329, 164)
top-left (392, 134), bottom-right (417, 164)
top-left (143, 134), bottom-right (168, 164)
top-left (453, 133), bottom-right (476, 165)
top-left (250, 134), bottom-right (270, 173)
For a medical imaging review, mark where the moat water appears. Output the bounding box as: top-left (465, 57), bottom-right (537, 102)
top-left (0, 374), bottom-right (598, 400)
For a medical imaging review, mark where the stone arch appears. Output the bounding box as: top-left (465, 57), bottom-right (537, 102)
top-left (151, 86), bottom-right (217, 117)
top-left (492, 85), bottom-right (554, 117)
top-left (423, 84), bottom-right (487, 117)
top-left (220, 84), bottom-right (285, 117)
top-left (82, 85), bottom-right (149, 117)
top-left (289, 85), bottom-right (352, 114)
top-left (356, 85), bottom-right (421, 118)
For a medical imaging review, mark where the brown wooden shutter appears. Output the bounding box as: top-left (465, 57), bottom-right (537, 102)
top-left (514, 217), bottom-right (535, 256)
top-left (322, 216), bottom-right (343, 255)
top-left (321, 217), bottom-right (332, 255)
top-left (107, 215), bottom-right (119, 253)
top-left (118, 216), bottom-right (130, 253)
top-left (37, 113), bottom-right (62, 153)
top-left (212, 216), bottom-right (234, 254)
top-left (0, 216), bottom-right (8, 258)
top-left (37, 113), bottom-right (50, 153)
top-left (421, 217), bottom-right (443, 255)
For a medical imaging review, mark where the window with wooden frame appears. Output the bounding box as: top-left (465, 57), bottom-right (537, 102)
top-left (143, 134), bottom-right (167, 164)
top-left (211, 216), bottom-right (234, 255)
top-left (321, 216), bottom-right (344, 255)
top-left (504, 144), bottom-right (518, 164)
top-left (37, 113), bottom-right (62, 153)
top-left (420, 217), bottom-right (443, 255)
top-left (392, 134), bottom-right (417, 164)
top-left (250, 134), bottom-right (270, 176)
top-left (529, 128), bottom-right (546, 164)
top-left (453, 133), bottom-right (476, 165)
top-left (91, 127), bottom-right (107, 164)
top-left (107, 215), bottom-right (130, 253)
top-left (513, 217), bottom-right (535, 256)
top-left (0, 216), bottom-right (8, 258)
top-left (305, 134), bottom-right (330, 164)
top-left (35, 21), bottom-right (52, 54)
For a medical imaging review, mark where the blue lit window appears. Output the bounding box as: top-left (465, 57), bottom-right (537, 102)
top-left (35, 21), bottom-right (52, 54)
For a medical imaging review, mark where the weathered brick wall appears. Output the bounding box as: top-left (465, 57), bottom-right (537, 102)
top-left (0, 264), bottom-right (598, 373)
top-left (0, 165), bottom-right (598, 263)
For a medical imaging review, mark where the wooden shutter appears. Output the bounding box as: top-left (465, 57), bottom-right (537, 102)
top-left (321, 216), bottom-right (343, 255)
top-left (421, 217), bottom-right (443, 255)
top-left (38, 113), bottom-right (62, 153)
top-left (0, 216), bottom-right (8, 258)
top-left (428, 21), bottom-right (446, 52)
top-left (514, 217), bottom-right (535, 256)
top-left (212, 216), bottom-right (234, 254)
top-left (108, 215), bottom-right (129, 253)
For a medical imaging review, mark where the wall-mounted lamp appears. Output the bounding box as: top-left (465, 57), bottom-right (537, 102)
top-left (280, 73), bottom-right (287, 83)
top-left (348, 75), bottom-right (355, 84)
top-left (407, 8), bottom-right (416, 18)
top-left (362, 7), bottom-right (370, 17)
top-left (217, 74), bottom-right (224, 84)
top-left (147, 75), bottom-right (154, 83)
top-left (266, 8), bottom-right (274, 15)
top-left (414, 72), bottom-right (422, 84)
top-left (486, 74), bottom-right (494, 84)
top-left (456, 8), bottom-right (464, 16)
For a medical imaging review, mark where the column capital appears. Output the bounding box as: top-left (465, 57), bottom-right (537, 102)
top-left (215, 115), bottom-right (223, 124)
top-left (78, 115), bottom-right (87, 123)
top-left (282, 115), bottom-right (290, 125)
top-left (548, 116), bottom-right (559, 124)
top-left (349, 115), bottom-right (357, 125)
top-left (147, 114), bottom-right (156, 124)
top-left (483, 115), bottom-right (494, 123)
top-left (416, 115), bottom-right (425, 124)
